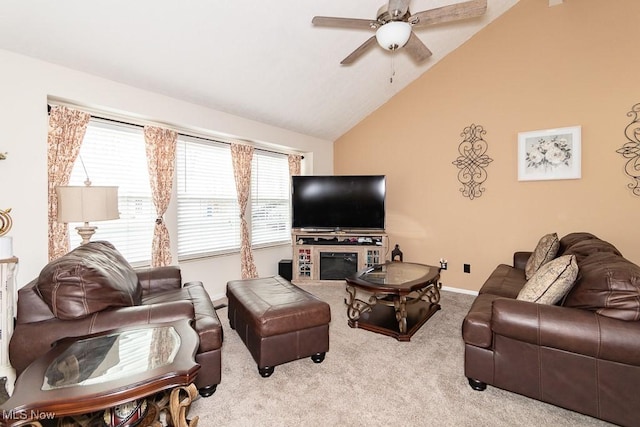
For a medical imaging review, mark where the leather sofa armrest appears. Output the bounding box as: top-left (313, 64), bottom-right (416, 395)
top-left (136, 266), bottom-right (183, 296)
top-left (16, 279), bottom-right (56, 324)
top-left (513, 252), bottom-right (532, 270)
top-left (90, 300), bottom-right (195, 329)
top-left (462, 293), bottom-right (505, 348)
top-left (492, 298), bottom-right (640, 365)
top-left (10, 300), bottom-right (195, 376)
top-left (185, 280), bottom-right (204, 288)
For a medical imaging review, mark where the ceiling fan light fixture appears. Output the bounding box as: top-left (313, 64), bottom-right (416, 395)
top-left (375, 21), bottom-right (411, 51)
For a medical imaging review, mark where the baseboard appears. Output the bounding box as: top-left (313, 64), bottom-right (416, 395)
top-left (441, 285), bottom-right (479, 296)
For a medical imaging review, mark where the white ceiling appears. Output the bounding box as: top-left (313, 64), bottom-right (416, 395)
top-left (0, 0), bottom-right (519, 141)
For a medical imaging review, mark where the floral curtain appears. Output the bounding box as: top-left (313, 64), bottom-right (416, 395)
top-left (144, 126), bottom-right (177, 267)
top-left (231, 143), bottom-right (258, 279)
top-left (47, 105), bottom-right (91, 260)
top-left (288, 154), bottom-right (302, 177)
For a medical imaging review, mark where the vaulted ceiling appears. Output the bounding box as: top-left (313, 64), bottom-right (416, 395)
top-left (0, 0), bottom-right (520, 141)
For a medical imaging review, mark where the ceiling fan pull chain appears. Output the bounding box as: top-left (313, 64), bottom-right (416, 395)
top-left (390, 55), bottom-right (396, 84)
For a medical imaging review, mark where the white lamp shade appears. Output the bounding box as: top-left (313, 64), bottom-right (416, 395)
top-left (56, 186), bottom-right (120, 223)
top-left (376, 21), bottom-right (412, 51)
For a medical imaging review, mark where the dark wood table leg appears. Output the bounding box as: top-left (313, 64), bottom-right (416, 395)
top-left (394, 296), bottom-right (408, 334)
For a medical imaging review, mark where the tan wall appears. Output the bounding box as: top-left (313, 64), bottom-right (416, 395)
top-left (334, 0), bottom-right (640, 292)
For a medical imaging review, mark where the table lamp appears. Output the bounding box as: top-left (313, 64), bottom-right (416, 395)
top-left (56, 183), bottom-right (119, 244)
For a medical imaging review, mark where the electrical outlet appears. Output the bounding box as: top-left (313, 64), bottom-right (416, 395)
top-left (464, 264), bottom-right (471, 273)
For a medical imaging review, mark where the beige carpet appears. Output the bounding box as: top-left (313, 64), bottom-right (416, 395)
top-left (190, 282), bottom-right (612, 426)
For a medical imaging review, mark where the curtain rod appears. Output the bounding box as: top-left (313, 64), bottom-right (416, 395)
top-left (46, 104), bottom-right (304, 159)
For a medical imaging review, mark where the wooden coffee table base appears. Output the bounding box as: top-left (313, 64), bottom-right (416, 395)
top-left (347, 299), bottom-right (440, 341)
top-left (345, 279), bottom-right (442, 341)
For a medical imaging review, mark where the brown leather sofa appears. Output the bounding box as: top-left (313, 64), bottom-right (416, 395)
top-left (462, 232), bottom-right (640, 427)
top-left (9, 241), bottom-right (223, 397)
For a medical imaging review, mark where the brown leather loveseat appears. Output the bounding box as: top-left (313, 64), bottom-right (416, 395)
top-left (462, 232), bottom-right (640, 427)
top-left (9, 241), bottom-right (223, 397)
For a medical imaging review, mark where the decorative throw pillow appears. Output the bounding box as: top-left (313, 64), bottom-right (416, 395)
top-left (517, 254), bottom-right (578, 305)
top-left (525, 233), bottom-right (560, 279)
top-left (36, 241), bottom-right (142, 320)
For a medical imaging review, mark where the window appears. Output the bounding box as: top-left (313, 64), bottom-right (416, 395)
top-left (68, 119), bottom-right (154, 264)
top-left (66, 115), bottom-right (294, 262)
top-left (251, 151), bottom-right (291, 247)
top-left (177, 140), bottom-right (292, 259)
top-left (176, 137), bottom-right (240, 259)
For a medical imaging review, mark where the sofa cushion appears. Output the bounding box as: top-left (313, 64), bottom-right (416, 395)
top-left (479, 264), bottom-right (526, 298)
top-left (36, 241), bottom-right (142, 320)
top-left (561, 239), bottom-right (622, 263)
top-left (525, 233), bottom-right (559, 279)
top-left (563, 252), bottom-right (640, 321)
top-left (517, 255), bottom-right (578, 305)
top-left (557, 232), bottom-right (599, 255)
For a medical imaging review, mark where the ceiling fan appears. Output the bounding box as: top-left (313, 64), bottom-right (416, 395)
top-left (312, 0), bottom-right (487, 65)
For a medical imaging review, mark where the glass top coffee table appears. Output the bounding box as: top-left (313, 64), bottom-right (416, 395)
top-left (345, 261), bottom-right (441, 341)
top-left (0, 320), bottom-right (200, 426)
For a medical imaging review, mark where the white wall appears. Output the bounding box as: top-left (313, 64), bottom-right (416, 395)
top-left (0, 49), bottom-right (333, 300)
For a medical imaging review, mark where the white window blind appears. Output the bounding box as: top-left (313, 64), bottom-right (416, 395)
top-left (68, 119), bottom-right (154, 264)
top-left (251, 151), bottom-right (291, 247)
top-left (176, 137), bottom-right (241, 259)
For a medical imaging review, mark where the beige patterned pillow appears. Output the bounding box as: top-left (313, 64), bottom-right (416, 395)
top-left (517, 255), bottom-right (578, 305)
top-left (525, 232), bottom-right (560, 279)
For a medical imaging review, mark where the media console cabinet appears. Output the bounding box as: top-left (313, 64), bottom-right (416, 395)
top-left (292, 231), bottom-right (388, 282)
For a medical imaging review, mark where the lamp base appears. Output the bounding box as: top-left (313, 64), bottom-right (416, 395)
top-left (75, 224), bottom-right (97, 245)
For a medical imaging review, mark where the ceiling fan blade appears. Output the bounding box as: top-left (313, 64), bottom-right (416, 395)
top-left (409, 0), bottom-right (487, 28)
top-left (387, 0), bottom-right (410, 18)
top-left (312, 16), bottom-right (379, 30)
top-left (404, 32), bottom-right (433, 62)
top-left (340, 36), bottom-right (378, 65)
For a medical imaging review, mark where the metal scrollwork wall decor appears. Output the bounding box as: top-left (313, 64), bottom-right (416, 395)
top-left (452, 124), bottom-right (493, 200)
top-left (616, 103), bottom-right (640, 196)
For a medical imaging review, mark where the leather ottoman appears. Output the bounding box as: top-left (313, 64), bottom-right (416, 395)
top-left (226, 275), bottom-right (331, 377)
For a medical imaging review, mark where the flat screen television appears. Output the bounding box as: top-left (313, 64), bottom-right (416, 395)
top-left (291, 175), bottom-right (386, 231)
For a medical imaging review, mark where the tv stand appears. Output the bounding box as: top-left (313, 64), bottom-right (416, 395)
top-left (292, 231), bottom-right (388, 282)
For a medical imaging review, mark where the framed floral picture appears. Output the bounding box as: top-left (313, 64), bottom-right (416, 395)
top-left (517, 125), bottom-right (581, 181)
